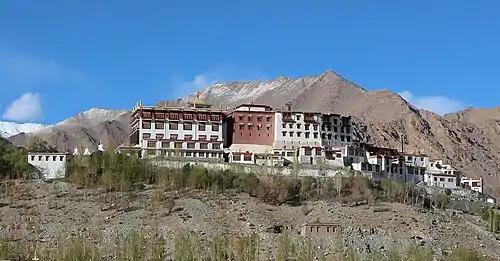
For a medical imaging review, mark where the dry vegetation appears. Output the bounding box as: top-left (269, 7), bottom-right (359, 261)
top-left (0, 230), bottom-right (492, 261)
top-left (0, 150), bottom-right (497, 260)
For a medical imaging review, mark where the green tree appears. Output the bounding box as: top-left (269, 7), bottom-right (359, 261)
top-left (1, 145), bottom-right (32, 179)
top-left (26, 135), bottom-right (58, 153)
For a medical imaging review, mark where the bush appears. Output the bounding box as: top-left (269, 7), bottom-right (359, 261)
top-left (62, 151), bottom-right (458, 210)
top-left (436, 194), bottom-right (451, 210)
top-left (481, 207), bottom-right (500, 233)
top-left (445, 248), bottom-right (489, 261)
top-left (255, 176), bottom-right (301, 205)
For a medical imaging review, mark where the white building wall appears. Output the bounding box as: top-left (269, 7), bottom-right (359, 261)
top-left (404, 155), bottom-right (430, 168)
top-left (234, 106), bottom-right (267, 112)
top-left (27, 153), bottom-right (68, 179)
top-left (229, 144), bottom-right (273, 154)
top-left (426, 173), bottom-right (458, 189)
top-left (273, 112), bottom-right (322, 148)
top-left (273, 112), bottom-right (322, 163)
top-left (461, 178), bottom-right (483, 193)
top-left (139, 117), bottom-right (224, 159)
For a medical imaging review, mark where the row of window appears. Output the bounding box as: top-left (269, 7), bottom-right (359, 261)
top-left (274, 151), bottom-right (296, 157)
top-left (142, 121), bottom-right (220, 131)
top-left (146, 149), bottom-right (221, 158)
top-left (280, 131), bottom-right (352, 142)
top-left (238, 124), bottom-right (272, 131)
top-left (434, 177), bottom-right (455, 183)
top-left (360, 163), bottom-right (381, 172)
top-left (282, 131), bottom-right (318, 139)
top-left (142, 133), bottom-right (219, 141)
top-left (239, 132), bottom-right (271, 137)
top-left (147, 141), bottom-right (221, 150)
top-left (322, 125), bottom-right (350, 133)
top-left (272, 149), bottom-right (324, 157)
top-left (406, 156), bottom-right (426, 161)
top-left (321, 118), bottom-right (340, 125)
top-left (30, 155), bottom-right (65, 161)
top-left (237, 115), bottom-right (272, 122)
top-left (307, 225), bottom-right (338, 233)
top-left (282, 112), bottom-right (318, 122)
top-left (232, 154), bottom-right (252, 161)
top-left (282, 123), bottom-right (351, 134)
top-left (141, 111), bottom-right (221, 122)
top-left (465, 181), bottom-right (480, 187)
top-left (282, 123), bottom-right (319, 131)
top-left (303, 148), bottom-right (322, 156)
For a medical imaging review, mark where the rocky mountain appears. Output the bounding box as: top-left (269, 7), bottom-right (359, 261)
top-left (9, 70), bottom-right (500, 195)
top-left (8, 108), bottom-right (130, 152)
top-left (0, 122), bottom-right (49, 138)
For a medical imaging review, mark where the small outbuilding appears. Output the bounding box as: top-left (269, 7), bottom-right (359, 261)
top-left (27, 152), bottom-right (69, 180)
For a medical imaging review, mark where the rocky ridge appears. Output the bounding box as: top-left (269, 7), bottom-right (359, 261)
top-left (7, 108), bottom-right (130, 152)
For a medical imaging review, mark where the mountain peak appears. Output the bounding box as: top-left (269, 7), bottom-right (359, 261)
top-left (57, 108), bottom-right (129, 127)
top-left (321, 69), bottom-right (342, 79)
top-left (0, 121), bottom-right (49, 138)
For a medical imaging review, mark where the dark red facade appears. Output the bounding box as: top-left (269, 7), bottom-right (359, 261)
top-left (227, 104), bottom-right (275, 147)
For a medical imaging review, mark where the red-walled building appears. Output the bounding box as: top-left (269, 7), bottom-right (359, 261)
top-left (225, 104), bottom-right (276, 164)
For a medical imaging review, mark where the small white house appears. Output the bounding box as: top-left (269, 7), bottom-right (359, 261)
top-left (461, 177), bottom-right (483, 193)
top-left (27, 153), bottom-right (69, 180)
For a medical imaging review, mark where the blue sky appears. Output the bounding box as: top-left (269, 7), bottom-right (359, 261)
top-left (0, 1), bottom-right (499, 124)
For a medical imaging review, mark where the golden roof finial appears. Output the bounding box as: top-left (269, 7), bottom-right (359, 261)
top-left (193, 91), bottom-right (206, 108)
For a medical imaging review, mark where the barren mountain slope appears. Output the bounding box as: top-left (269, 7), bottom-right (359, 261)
top-left (160, 71), bottom-right (419, 123)
top-left (8, 109), bottom-right (130, 152)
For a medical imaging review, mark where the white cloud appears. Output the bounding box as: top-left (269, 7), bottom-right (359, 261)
top-left (170, 65), bottom-right (266, 97)
top-left (0, 46), bottom-right (86, 86)
top-left (2, 92), bottom-right (43, 122)
top-left (177, 74), bottom-right (218, 94)
top-left (398, 90), bottom-right (464, 115)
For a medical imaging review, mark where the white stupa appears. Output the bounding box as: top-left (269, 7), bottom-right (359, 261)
top-left (83, 148), bottom-right (91, 155)
top-left (97, 141), bottom-right (105, 151)
top-left (73, 147), bottom-right (79, 156)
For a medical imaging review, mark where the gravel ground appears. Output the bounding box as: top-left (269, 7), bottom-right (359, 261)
top-left (0, 180), bottom-right (499, 259)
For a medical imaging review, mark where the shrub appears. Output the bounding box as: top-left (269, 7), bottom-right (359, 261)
top-left (436, 194), bottom-right (451, 210)
top-left (237, 172), bottom-right (260, 195)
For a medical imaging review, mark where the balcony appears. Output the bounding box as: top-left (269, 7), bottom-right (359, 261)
top-left (281, 113), bottom-right (294, 122)
top-left (303, 113), bottom-right (317, 123)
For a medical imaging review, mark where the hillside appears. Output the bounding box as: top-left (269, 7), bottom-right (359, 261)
top-left (0, 178), bottom-right (498, 260)
top-left (6, 70), bottom-right (500, 195)
top-left (7, 108), bottom-right (130, 152)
